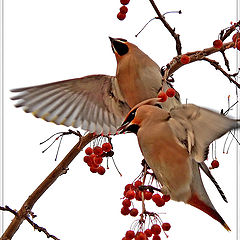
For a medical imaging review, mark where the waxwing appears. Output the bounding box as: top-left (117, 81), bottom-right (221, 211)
top-left (119, 98), bottom-right (240, 231)
top-left (11, 38), bottom-right (180, 135)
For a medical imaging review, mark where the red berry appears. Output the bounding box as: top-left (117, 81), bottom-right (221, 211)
top-left (135, 232), bottom-right (147, 240)
top-left (89, 153), bottom-right (96, 161)
top-left (120, 0), bottom-right (130, 5)
top-left (117, 12), bottom-right (126, 21)
top-left (125, 190), bottom-right (136, 199)
top-left (94, 156), bottom-right (103, 165)
top-left (85, 147), bottom-right (93, 155)
top-left (151, 224), bottom-right (161, 235)
top-left (125, 230), bottom-right (135, 239)
top-left (152, 235), bottom-right (161, 240)
top-left (130, 208), bottom-right (138, 217)
top-left (122, 199), bottom-right (131, 208)
top-left (144, 191), bottom-right (153, 200)
top-left (93, 146), bottom-right (103, 156)
top-left (125, 184), bottom-right (133, 191)
top-left (232, 32), bottom-right (240, 42)
top-left (152, 194), bottom-right (162, 203)
top-left (97, 166), bottom-right (105, 175)
top-left (180, 54), bottom-right (190, 64)
top-left (90, 167), bottom-right (98, 173)
top-left (162, 222), bottom-right (171, 231)
top-left (162, 195), bottom-right (170, 202)
top-left (135, 191), bottom-right (142, 201)
top-left (120, 5), bottom-right (128, 14)
top-left (213, 39), bottom-right (223, 49)
top-left (83, 155), bottom-right (90, 163)
top-left (236, 41), bottom-right (240, 51)
top-left (157, 91), bottom-right (168, 102)
top-left (144, 229), bottom-right (152, 237)
top-left (102, 142), bottom-right (112, 152)
top-left (166, 88), bottom-right (176, 97)
top-left (211, 160), bottom-right (219, 169)
top-left (156, 198), bottom-right (165, 207)
top-left (134, 180), bottom-right (142, 188)
top-left (121, 206), bottom-right (130, 215)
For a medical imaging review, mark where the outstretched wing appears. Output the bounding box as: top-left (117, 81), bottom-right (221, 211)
top-left (170, 104), bottom-right (239, 162)
top-left (11, 74), bottom-right (130, 135)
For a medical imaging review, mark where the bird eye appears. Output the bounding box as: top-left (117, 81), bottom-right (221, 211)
top-left (154, 103), bottom-right (162, 109)
top-left (122, 108), bottom-right (137, 126)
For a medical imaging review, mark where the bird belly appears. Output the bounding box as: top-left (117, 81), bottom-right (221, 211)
top-left (141, 140), bottom-right (192, 202)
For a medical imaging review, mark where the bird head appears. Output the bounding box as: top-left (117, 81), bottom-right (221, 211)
top-left (118, 98), bottom-right (170, 134)
top-left (109, 37), bottom-right (137, 63)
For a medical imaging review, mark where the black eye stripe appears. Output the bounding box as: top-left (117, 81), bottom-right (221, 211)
top-left (154, 103), bottom-right (162, 109)
top-left (122, 108), bottom-right (137, 125)
top-left (112, 40), bottom-right (129, 56)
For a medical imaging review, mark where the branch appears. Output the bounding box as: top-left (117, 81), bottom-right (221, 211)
top-left (148, 0), bottom-right (182, 55)
top-left (1, 133), bottom-right (96, 240)
top-left (163, 41), bottom-right (239, 89)
top-left (201, 57), bottom-right (240, 88)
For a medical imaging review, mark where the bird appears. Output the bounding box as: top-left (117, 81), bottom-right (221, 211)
top-left (10, 37), bottom-right (180, 135)
top-left (119, 97), bottom-right (240, 231)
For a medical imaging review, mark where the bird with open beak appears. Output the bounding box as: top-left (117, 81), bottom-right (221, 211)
top-left (119, 98), bottom-right (240, 231)
top-left (10, 38), bottom-right (180, 135)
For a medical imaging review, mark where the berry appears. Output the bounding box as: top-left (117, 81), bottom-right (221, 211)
top-left (162, 195), bottom-right (170, 202)
top-left (93, 146), bottom-right (103, 156)
top-left (213, 39), bottom-right (223, 49)
top-left (83, 155), bottom-right (90, 163)
top-left (106, 150), bottom-right (114, 157)
top-left (180, 54), bottom-right (190, 64)
top-left (162, 222), bottom-right (171, 231)
top-left (156, 198), bottom-right (165, 207)
top-left (151, 224), bottom-right (161, 235)
top-left (157, 91), bottom-right (168, 102)
top-left (130, 208), bottom-right (138, 217)
top-left (121, 206), bottom-right (130, 215)
top-left (102, 142), bottom-right (112, 152)
top-left (125, 184), bottom-right (133, 191)
top-left (120, 0), bottom-right (130, 5)
top-left (166, 88), bottom-right (176, 97)
top-left (97, 166), bottom-right (106, 175)
top-left (94, 156), bottom-right (103, 165)
top-left (90, 167), bottom-right (98, 173)
top-left (117, 12), bottom-right (126, 21)
top-left (85, 147), bottom-right (93, 155)
top-left (144, 229), bottom-right (152, 237)
top-left (135, 191), bottom-right (142, 201)
top-left (125, 190), bottom-right (136, 199)
top-left (152, 235), bottom-right (161, 240)
top-left (122, 199), bottom-right (131, 208)
top-left (134, 180), bottom-right (142, 188)
top-left (135, 232), bottom-right (147, 240)
top-left (211, 160), bottom-right (219, 169)
top-left (125, 230), bottom-right (135, 239)
top-left (144, 191), bottom-right (153, 200)
top-left (232, 32), bottom-right (240, 42)
top-left (89, 153), bottom-right (96, 161)
top-left (152, 194), bottom-right (162, 203)
top-left (120, 6), bottom-right (128, 14)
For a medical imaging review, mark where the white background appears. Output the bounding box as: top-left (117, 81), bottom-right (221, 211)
top-left (1, 0), bottom-right (239, 240)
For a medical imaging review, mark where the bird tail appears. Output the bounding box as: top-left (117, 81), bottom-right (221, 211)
top-left (188, 160), bottom-right (230, 231)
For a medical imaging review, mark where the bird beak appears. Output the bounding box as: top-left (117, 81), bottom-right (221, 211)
top-left (109, 36), bottom-right (114, 43)
top-left (109, 37), bottom-right (116, 53)
top-left (118, 121), bottom-right (140, 134)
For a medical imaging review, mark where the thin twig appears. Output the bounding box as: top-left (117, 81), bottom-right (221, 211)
top-left (148, 0), bottom-right (182, 55)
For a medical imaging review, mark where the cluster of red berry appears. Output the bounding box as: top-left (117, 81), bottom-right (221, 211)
top-left (232, 32), bottom-right (240, 50)
top-left (117, 0), bottom-right (130, 21)
top-left (83, 142), bottom-right (113, 175)
top-left (123, 222), bottom-right (171, 240)
top-left (157, 88), bottom-right (176, 102)
top-left (121, 179), bottom-right (171, 239)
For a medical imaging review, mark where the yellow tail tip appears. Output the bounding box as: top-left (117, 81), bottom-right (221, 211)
top-left (223, 222), bottom-right (231, 232)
